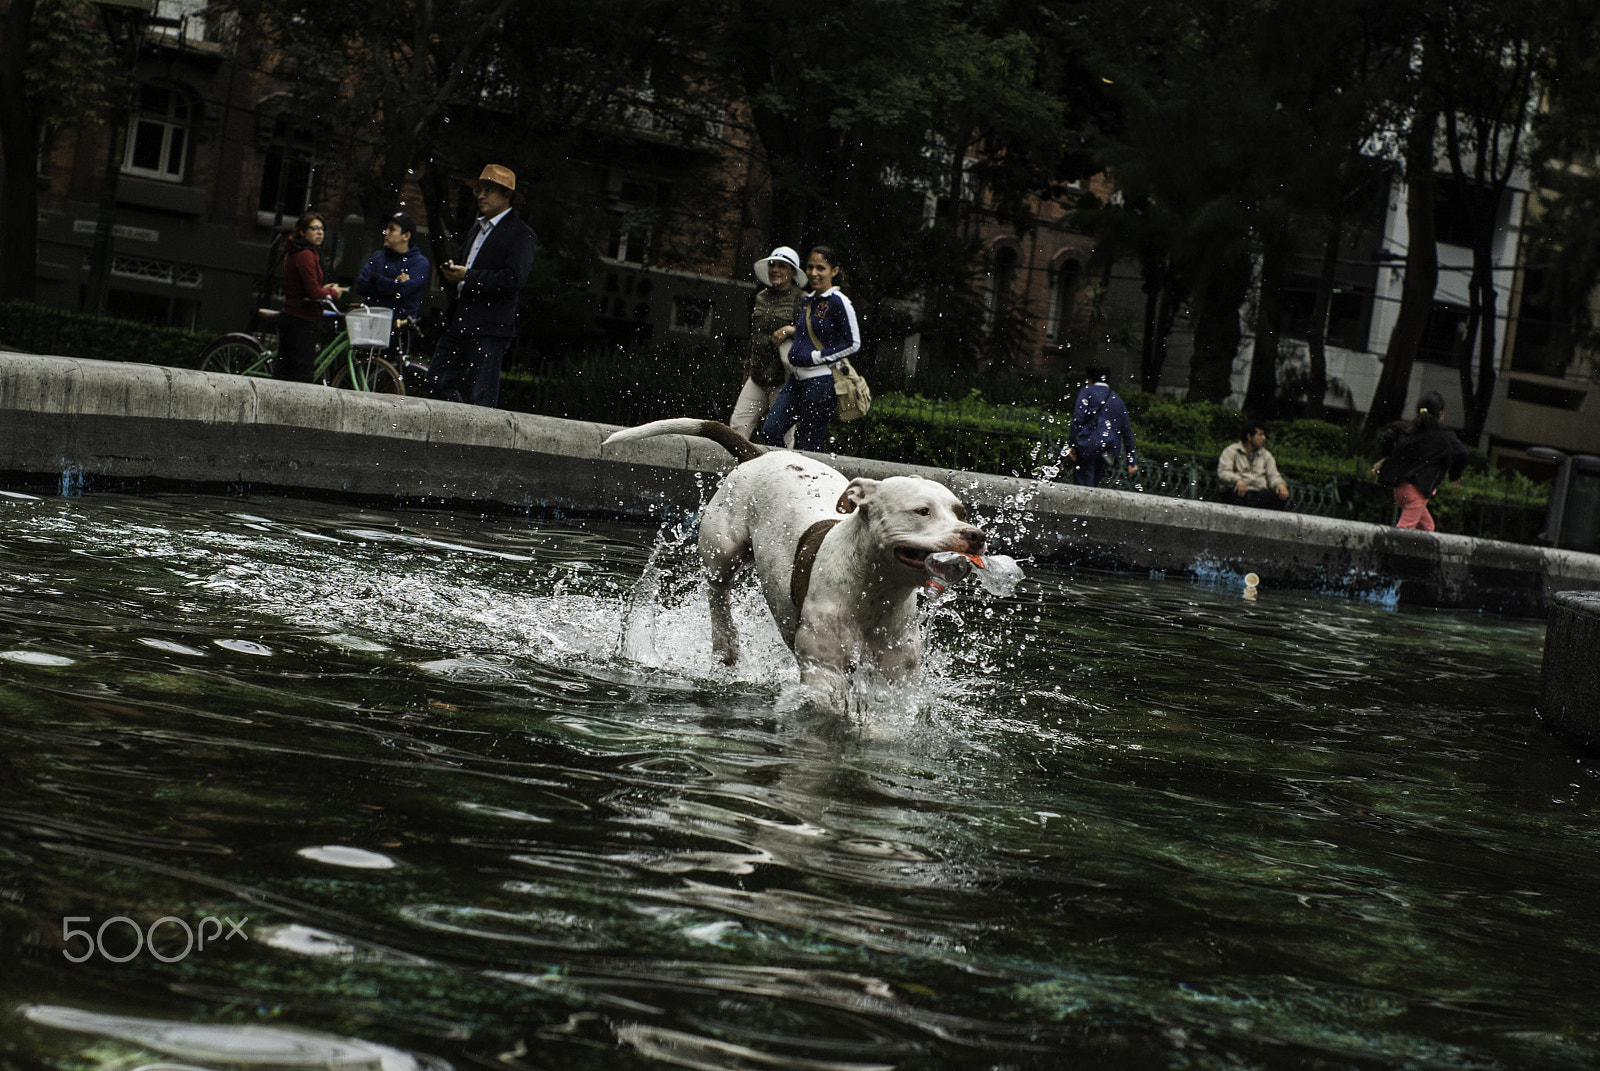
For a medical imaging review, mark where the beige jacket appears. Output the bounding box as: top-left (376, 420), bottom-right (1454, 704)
top-left (1217, 441), bottom-right (1286, 492)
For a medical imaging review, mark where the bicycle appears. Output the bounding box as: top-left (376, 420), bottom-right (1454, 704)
top-left (199, 300), bottom-right (418, 395)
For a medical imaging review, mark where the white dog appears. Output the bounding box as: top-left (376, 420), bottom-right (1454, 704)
top-left (602, 419), bottom-right (985, 706)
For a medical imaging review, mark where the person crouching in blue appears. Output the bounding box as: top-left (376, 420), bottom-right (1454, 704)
top-left (354, 211), bottom-right (430, 325)
top-left (763, 245), bottom-right (860, 451)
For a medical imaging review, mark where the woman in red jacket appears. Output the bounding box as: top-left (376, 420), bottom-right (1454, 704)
top-left (277, 210), bottom-right (346, 382)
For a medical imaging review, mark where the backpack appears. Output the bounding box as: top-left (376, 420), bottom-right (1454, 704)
top-left (1070, 385), bottom-right (1113, 454)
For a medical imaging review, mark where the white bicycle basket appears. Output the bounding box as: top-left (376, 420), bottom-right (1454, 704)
top-left (344, 306), bottom-right (394, 348)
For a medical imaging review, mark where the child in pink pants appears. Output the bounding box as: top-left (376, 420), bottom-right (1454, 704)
top-left (1373, 391), bottom-right (1467, 532)
top-left (1393, 482), bottom-right (1436, 531)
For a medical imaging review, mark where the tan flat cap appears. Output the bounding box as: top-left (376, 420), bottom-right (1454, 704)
top-left (474, 164), bottom-right (516, 192)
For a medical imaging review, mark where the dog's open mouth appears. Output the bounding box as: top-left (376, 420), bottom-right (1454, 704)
top-left (894, 546), bottom-right (930, 569)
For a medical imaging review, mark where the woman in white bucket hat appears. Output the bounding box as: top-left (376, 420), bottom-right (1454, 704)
top-left (728, 245), bottom-right (803, 445)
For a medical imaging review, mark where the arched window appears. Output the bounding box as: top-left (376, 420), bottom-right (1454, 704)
top-left (985, 242), bottom-right (1020, 331)
top-left (122, 83), bottom-right (193, 182)
top-left (1046, 257), bottom-right (1083, 342)
top-left (256, 103), bottom-right (322, 223)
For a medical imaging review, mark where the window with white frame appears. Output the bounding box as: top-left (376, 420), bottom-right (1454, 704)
top-left (122, 84), bottom-right (192, 182)
top-left (153, 0), bottom-right (208, 41)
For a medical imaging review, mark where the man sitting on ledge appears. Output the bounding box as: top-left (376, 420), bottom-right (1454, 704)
top-left (1218, 420), bottom-right (1290, 509)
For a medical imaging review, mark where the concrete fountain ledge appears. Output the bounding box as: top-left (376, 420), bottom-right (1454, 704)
top-left (1540, 592), bottom-right (1600, 748)
top-left (4, 350), bottom-right (1600, 616)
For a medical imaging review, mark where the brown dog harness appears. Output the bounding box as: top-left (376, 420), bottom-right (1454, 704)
top-left (790, 519), bottom-right (841, 615)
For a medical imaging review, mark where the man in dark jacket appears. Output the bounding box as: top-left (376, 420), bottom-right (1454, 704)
top-left (1066, 362), bottom-right (1138, 487)
top-left (429, 165), bottom-right (539, 407)
top-left (354, 211), bottom-right (430, 324)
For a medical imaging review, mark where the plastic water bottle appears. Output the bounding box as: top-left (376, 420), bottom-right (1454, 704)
top-left (923, 551), bottom-right (1024, 598)
top-left (974, 554), bottom-right (1024, 597)
top-left (923, 551), bottom-right (975, 595)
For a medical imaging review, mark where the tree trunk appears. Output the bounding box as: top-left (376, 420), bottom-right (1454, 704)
top-left (1139, 256), bottom-right (1165, 392)
top-left (1244, 217), bottom-right (1289, 415)
top-left (0, 0), bottom-right (41, 304)
top-left (84, 104), bottom-right (131, 313)
top-left (1454, 255), bottom-right (1483, 439)
top-left (1305, 202), bottom-right (1344, 420)
top-left (421, 157), bottom-right (460, 289)
top-left (1185, 245), bottom-right (1252, 404)
top-left (1463, 224), bottom-right (1499, 443)
top-left (1154, 287), bottom-right (1179, 394)
top-left (1364, 106), bottom-right (1439, 435)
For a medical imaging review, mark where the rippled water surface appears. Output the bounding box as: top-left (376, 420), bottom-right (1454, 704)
top-left (1, 491), bottom-right (1596, 1070)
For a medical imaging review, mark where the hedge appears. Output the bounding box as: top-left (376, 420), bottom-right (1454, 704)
top-left (827, 389), bottom-right (1549, 542)
top-left (0, 301), bottom-right (1551, 543)
top-left (0, 301), bottom-right (214, 370)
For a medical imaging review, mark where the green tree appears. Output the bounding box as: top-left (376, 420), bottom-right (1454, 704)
top-left (1435, 0), bottom-right (1544, 443)
top-left (1079, 0), bottom-right (1270, 404)
top-left (0, 0), bottom-right (113, 303)
top-left (1367, 0), bottom-right (1575, 440)
top-left (1521, 0), bottom-right (1600, 368)
top-left (1248, 0), bottom-right (1411, 418)
top-left (709, 0), bottom-right (1066, 370)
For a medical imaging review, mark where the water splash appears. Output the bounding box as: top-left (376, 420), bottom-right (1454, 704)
top-left (1190, 555), bottom-right (1400, 608)
top-left (59, 463), bottom-right (86, 498)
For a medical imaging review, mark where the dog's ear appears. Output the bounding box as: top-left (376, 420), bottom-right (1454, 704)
top-left (836, 478), bottom-right (878, 514)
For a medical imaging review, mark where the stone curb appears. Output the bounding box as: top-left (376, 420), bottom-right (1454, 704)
top-left (3, 350), bottom-right (1598, 615)
top-left (1539, 591), bottom-right (1600, 751)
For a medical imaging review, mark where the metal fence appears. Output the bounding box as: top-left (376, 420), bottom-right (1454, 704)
top-left (839, 407), bottom-right (1546, 539)
top-left (1034, 424), bottom-right (1346, 517)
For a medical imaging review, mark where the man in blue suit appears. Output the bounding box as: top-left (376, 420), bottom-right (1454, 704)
top-left (429, 164), bottom-right (538, 407)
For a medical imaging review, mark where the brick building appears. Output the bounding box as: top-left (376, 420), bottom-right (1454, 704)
top-left (26, 1), bottom-right (353, 334)
top-left (14, 2), bottom-right (1108, 381)
top-left (974, 173), bottom-right (1118, 377)
top-left (18, 2), bottom-right (771, 357)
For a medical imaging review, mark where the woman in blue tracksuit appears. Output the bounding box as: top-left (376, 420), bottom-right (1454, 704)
top-left (762, 246), bottom-right (860, 451)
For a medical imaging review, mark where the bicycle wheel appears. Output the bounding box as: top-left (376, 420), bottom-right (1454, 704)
top-left (330, 353), bottom-right (405, 395)
top-left (200, 334), bottom-right (267, 376)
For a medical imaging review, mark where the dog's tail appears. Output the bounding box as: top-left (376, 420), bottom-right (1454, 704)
top-left (602, 419), bottom-right (765, 465)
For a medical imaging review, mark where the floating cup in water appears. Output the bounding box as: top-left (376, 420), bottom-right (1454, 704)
top-left (1244, 572), bottom-right (1260, 600)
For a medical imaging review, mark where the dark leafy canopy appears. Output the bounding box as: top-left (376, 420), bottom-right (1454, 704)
top-left (1075, 0), bottom-right (1418, 408)
top-left (2, 0), bottom-right (115, 303)
top-left (14, 0), bottom-right (1600, 395)
top-left (1076, 0), bottom-right (1281, 403)
top-left (227, 0), bottom-right (724, 349)
top-left (708, 0), bottom-right (1068, 366)
top-left (1524, 0), bottom-right (1600, 361)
